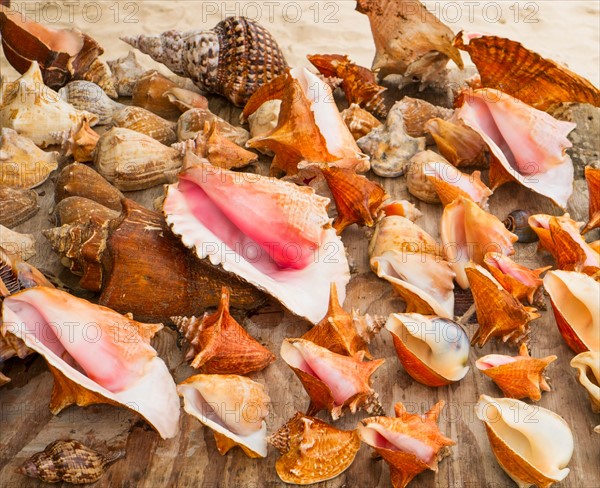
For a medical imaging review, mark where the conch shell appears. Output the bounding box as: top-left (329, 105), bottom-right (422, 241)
top-left (172, 287), bottom-right (274, 374)
top-left (268, 412), bottom-right (360, 485)
top-left (456, 88), bottom-right (576, 208)
top-left (476, 395), bottom-right (574, 488)
top-left (163, 159), bottom-right (350, 324)
top-left (382, 200), bottom-right (422, 222)
top-left (425, 117), bottom-right (488, 168)
top-left (394, 97), bottom-right (453, 143)
top-left (163, 87), bottom-right (208, 112)
top-left (0, 62), bottom-right (99, 147)
top-left (0, 186), bottom-right (39, 228)
top-left (281, 338), bottom-right (384, 419)
top-left (466, 263), bottom-right (540, 347)
top-left (18, 440), bottom-right (124, 484)
top-left (584, 166), bottom-right (600, 233)
top-left (357, 101), bottom-right (426, 177)
top-left (1, 287), bottom-right (180, 439)
top-left (130, 71), bottom-right (181, 119)
top-left (369, 215), bottom-right (455, 318)
top-left (484, 252), bottom-right (550, 306)
top-left (54, 196), bottom-right (120, 226)
top-left (570, 351), bottom-right (600, 413)
top-left (53, 117), bottom-right (100, 163)
top-left (341, 103), bottom-right (382, 141)
top-left (122, 17), bottom-right (288, 106)
top-left (246, 99), bottom-right (281, 153)
top-left (111, 106), bottom-right (177, 145)
top-left (543, 270), bottom-right (599, 353)
top-left (107, 51), bottom-right (145, 97)
top-left (358, 401), bottom-right (455, 488)
top-left (177, 374), bottom-right (270, 457)
top-left (94, 128), bottom-right (182, 191)
top-left (406, 150), bottom-right (445, 204)
top-left (307, 53), bottom-right (387, 117)
top-left (454, 31), bottom-right (600, 110)
top-left (476, 344), bottom-right (557, 401)
top-left (441, 196), bottom-right (518, 288)
top-left (0, 224), bottom-right (36, 260)
top-left (58, 81), bottom-right (125, 125)
top-left (386, 313), bottom-right (470, 386)
top-left (423, 160), bottom-right (492, 207)
top-left (0, 128), bottom-right (59, 188)
top-left (177, 108), bottom-right (250, 146)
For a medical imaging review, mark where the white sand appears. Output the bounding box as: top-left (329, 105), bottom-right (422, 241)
top-left (1, 1), bottom-right (598, 87)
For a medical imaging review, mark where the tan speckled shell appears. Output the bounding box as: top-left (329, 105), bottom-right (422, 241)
top-left (111, 106), bottom-right (177, 145)
top-left (0, 186), bottom-right (39, 228)
top-left (59, 81), bottom-right (124, 125)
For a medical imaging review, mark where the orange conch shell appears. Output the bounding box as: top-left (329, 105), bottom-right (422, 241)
top-left (172, 287), bottom-right (275, 374)
top-left (544, 270), bottom-right (599, 353)
top-left (583, 166), bottom-right (600, 234)
top-left (268, 412), bottom-right (360, 485)
top-left (454, 31), bottom-right (600, 111)
top-left (358, 401), bottom-right (455, 488)
top-left (425, 117), bottom-right (488, 168)
top-left (307, 53), bottom-right (387, 117)
top-left (356, 0), bottom-right (463, 87)
top-left (456, 88), bottom-right (576, 208)
top-left (441, 197), bottom-right (518, 288)
top-left (570, 351), bottom-right (600, 414)
top-left (382, 200), bottom-right (422, 222)
top-left (484, 252), bottom-right (550, 305)
top-left (476, 344), bottom-right (557, 401)
top-left (281, 338), bottom-right (384, 420)
top-left (423, 161), bottom-right (492, 207)
top-left (466, 263), bottom-right (540, 347)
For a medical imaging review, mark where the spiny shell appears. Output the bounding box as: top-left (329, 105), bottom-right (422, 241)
top-left (122, 17), bottom-right (288, 106)
top-left (0, 186), bottom-right (39, 227)
top-left (18, 440), bottom-right (124, 484)
top-left (341, 103), bottom-right (382, 141)
top-left (58, 81), bottom-right (125, 125)
top-left (111, 106), bottom-right (177, 145)
top-left (177, 107), bottom-right (250, 145)
top-left (107, 51), bottom-right (145, 97)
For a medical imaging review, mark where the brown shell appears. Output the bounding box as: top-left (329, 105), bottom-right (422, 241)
top-left (56, 117), bottom-right (100, 163)
top-left (18, 440), bottom-right (124, 484)
top-left (111, 106), bottom-right (177, 145)
top-left (584, 166), bottom-right (600, 233)
top-left (395, 97), bottom-right (453, 142)
top-left (177, 108), bottom-right (250, 146)
top-left (164, 87), bottom-right (209, 112)
top-left (454, 32), bottom-right (600, 111)
top-left (308, 53), bottom-right (387, 117)
top-left (466, 264), bottom-right (540, 347)
top-left (426, 117), bottom-right (488, 168)
top-left (132, 71), bottom-right (181, 119)
top-left (341, 104), bottom-right (382, 140)
top-left (54, 197), bottom-right (120, 226)
top-left (0, 186), bottom-right (39, 228)
top-left (268, 413), bottom-right (360, 485)
top-left (172, 287), bottom-right (274, 374)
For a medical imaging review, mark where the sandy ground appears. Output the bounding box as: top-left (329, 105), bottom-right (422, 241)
top-left (1, 1), bottom-right (599, 87)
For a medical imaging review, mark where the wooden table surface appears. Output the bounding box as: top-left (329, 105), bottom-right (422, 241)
top-left (1, 88), bottom-right (599, 488)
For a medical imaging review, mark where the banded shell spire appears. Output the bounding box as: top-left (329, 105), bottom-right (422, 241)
top-left (121, 17), bottom-right (288, 106)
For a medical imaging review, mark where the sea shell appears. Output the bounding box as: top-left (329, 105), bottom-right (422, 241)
top-left (55, 163), bottom-right (124, 212)
top-left (0, 225), bottom-right (35, 260)
top-left (0, 128), bottom-right (59, 188)
top-left (52, 117), bottom-right (100, 163)
top-left (454, 31), bottom-right (600, 110)
top-left (281, 338), bottom-right (384, 419)
top-left (163, 159), bottom-right (350, 324)
top-left (44, 198), bottom-right (264, 321)
top-left (382, 200), bottom-right (422, 221)
top-left (441, 197), bottom-right (518, 288)
top-left (0, 6), bottom-right (104, 90)
top-left (356, 0), bottom-right (463, 87)
top-left (476, 395), bottom-right (574, 488)
top-left (425, 117), bottom-right (488, 168)
top-left (172, 287), bottom-right (274, 374)
top-left (177, 107), bottom-right (250, 146)
top-left (174, 122), bottom-right (258, 170)
top-left (94, 128), bottom-right (182, 191)
top-left (58, 81), bottom-right (125, 125)
top-left (358, 401), bottom-right (454, 488)
top-left (177, 374), bottom-right (270, 457)
top-left (268, 412), bottom-right (360, 485)
top-left (79, 58), bottom-right (117, 99)
top-left (0, 62), bottom-right (99, 147)
top-left (54, 197), bottom-right (120, 226)
top-left (0, 186), bottom-right (39, 227)
top-left (544, 270), bottom-right (599, 353)
top-left (456, 88), bottom-right (576, 208)
top-left (406, 150), bottom-right (445, 204)
top-left (369, 215), bottom-right (455, 318)
top-left (0, 246), bottom-right (53, 297)
top-left (307, 53), bottom-right (387, 117)
top-left (247, 100), bottom-right (281, 154)
top-left (163, 87), bottom-right (209, 112)
top-left (583, 166), bottom-right (600, 233)
top-left (122, 17), bottom-right (288, 106)
top-left (2, 287), bottom-right (180, 438)
top-left (131, 71), bottom-right (181, 119)
top-left (386, 313), bottom-right (470, 386)
top-left (467, 263), bottom-right (540, 347)
top-left (107, 51), bottom-right (145, 97)
top-left (111, 106), bottom-right (177, 145)
top-left (476, 344), bottom-right (557, 401)
top-left (18, 440), bottom-right (124, 484)
top-left (395, 97), bottom-right (454, 141)
top-left (484, 252), bottom-right (550, 306)
top-left (247, 68), bottom-right (369, 175)
top-left (570, 351), bottom-right (600, 413)
top-left (423, 160), bottom-right (492, 207)
top-left (341, 104), bottom-right (382, 141)
top-left (357, 101), bottom-right (426, 177)
top-left (503, 209), bottom-right (538, 243)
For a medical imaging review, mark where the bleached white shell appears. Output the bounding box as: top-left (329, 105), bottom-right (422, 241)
top-left (247, 100), bottom-right (281, 156)
top-left (570, 351), bottom-right (600, 413)
top-left (107, 51), bottom-right (146, 97)
top-left (0, 224), bottom-right (36, 260)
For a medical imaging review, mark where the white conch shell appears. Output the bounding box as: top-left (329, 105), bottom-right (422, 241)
top-left (0, 128), bottom-right (59, 188)
top-left (570, 351), bottom-right (600, 414)
top-left (177, 374), bottom-right (270, 457)
top-left (58, 80), bottom-right (125, 125)
top-left (476, 395), bottom-right (574, 488)
top-left (0, 62), bottom-right (99, 147)
top-left (0, 225), bottom-right (36, 261)
top-left (107, 51), bottom-right (146, 97)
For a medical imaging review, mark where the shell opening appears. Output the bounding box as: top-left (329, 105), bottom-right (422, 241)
top-left (359, 422), bottom-right (435, 465)
top-left (475, 354), bottom-right (518, 370)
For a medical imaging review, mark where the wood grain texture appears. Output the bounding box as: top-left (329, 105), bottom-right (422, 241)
top-left (1, 91), bottom-right (599, 488)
